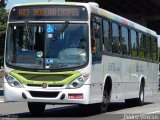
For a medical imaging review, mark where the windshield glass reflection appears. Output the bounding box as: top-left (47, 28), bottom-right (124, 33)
top-left (6, 23), bottom-right (88, 70)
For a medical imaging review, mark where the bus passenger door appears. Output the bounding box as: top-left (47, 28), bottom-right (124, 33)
top-left (90, 16), bottom-right (104, 103)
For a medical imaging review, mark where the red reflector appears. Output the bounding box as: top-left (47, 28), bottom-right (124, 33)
top-left (68, 94), bottom-right (83, 99)
top-left (122, 19), bottom-right (128, 25)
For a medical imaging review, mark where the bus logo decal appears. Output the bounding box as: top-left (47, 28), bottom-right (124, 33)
top-left (45, 58), bottom-right (54, 64)
top-left (42, 83), bottom-right (48, 88)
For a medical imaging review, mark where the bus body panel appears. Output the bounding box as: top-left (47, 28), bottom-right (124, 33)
top-left (102, 55), bottom-right (124, 101)
top-left (89, 63), bottom-right (103, 103)
top-left (4, 77), bottom-right (90, 104)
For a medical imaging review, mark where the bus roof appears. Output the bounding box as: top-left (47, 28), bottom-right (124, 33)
top-left (11, 2), bottom-right (81, 7)
top-left (11, 2), bottom-right (157, 37)
top-left (89, 3), bottom-right (157, 37)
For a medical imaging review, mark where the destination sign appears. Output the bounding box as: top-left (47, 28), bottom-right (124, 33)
top-left (9, 5), bottom-right (88, 21)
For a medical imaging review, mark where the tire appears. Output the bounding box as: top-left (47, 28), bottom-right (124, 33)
top-left (136, 83), bottom-right (144, 106)
top-left (28, 102), bottom-right (46, 115)
top-left (125, 83), bottom-right (144, 106)
top-left (79, 89), bottom-right (110, 114)
top-left (96, 89), bottom-right (110, 113)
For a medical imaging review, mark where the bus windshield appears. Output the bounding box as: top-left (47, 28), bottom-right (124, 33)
top-left (6, 23), bottom-right (88, 70)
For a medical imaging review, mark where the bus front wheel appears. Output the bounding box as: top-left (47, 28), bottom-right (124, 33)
top-left (28, 102), bottom-right (46, 115)
top-left (96, 88), bottom-right (110, 113)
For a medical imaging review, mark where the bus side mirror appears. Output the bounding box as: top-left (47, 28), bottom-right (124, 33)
top-left (91, 37), bottom-right (96, 53)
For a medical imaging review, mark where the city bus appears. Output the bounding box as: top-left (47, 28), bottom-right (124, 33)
top-left (3, 2), bottom-right (158, 114)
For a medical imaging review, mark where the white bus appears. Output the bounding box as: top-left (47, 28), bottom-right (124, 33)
top-left (4, 2), bottom-right (158, 114)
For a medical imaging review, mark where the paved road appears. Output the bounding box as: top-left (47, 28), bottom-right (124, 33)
top-left (0, 90), bottom-right (160, 120)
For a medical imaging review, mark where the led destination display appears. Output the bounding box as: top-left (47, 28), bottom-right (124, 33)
top-left (10, 5), bottom-right (88, 21)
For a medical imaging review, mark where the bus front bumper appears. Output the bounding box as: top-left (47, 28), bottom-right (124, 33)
top-left (4, 82), bottom-right (90, 104)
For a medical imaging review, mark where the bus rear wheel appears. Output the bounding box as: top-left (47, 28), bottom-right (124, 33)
top-left (125, 83), bottom-right (144, 106)
top-left (135, 83), bottom-right (144, 106)
top-left (28, 102), bottom-right (46, 115)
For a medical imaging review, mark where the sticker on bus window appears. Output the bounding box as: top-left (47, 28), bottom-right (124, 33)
top-left (45, 58), bottom-right (54, 65)
top-left (47, 34), bottom-right (53, 39)
top-left (46, 24), bottom-right (55, 33)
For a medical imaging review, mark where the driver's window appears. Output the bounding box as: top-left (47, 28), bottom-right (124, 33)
top-left (12, 26), bottom-right (27, 53)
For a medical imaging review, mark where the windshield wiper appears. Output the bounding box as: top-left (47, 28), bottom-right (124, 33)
top-left (52, 21), bottom-right (69, 40)
top-left (25, 21), bottom-right (33, 43)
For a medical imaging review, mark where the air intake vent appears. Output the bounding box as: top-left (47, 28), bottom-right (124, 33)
top-left (27, 84), bottom-right (64, 87)
top-left (29, 91), bottom-right (59, 98)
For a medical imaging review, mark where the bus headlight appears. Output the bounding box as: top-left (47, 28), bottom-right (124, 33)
top-left (67, 73), bottom-right (89, 89)
top-left (5, 74), bottom-right (23, 88)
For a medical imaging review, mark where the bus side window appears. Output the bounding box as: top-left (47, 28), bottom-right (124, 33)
top-left (146, 36), bottom-right (152, 61)
top-left (112, 23), bottom-right (120, 54)
top-left (152, 38), bottom-right (158, 62)
top-left (139, 33), bottom-right (145, 59)
top-left (130, 30), bottom-right (138, 58)
top-left (121, 26), bottom-right (129, 55)
top-left (103, 20), bottom-right (111, 53)
top-left (91, 17), bottom-right (102, 63)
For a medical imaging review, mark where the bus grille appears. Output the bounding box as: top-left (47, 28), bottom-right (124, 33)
top-left (29, 91), bottom-right (59, 98)
top-left (27, 84), bottom-right (64, 87)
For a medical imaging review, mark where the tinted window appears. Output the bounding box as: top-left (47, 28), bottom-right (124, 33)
top-left (146, 36), bottom-right (152, 60)
top-left (112, 23), bottom-right (120, 54)
top-left (122, 26), bottom-right (129, 55)
top-left (152, 38), bottom-right (158, 62)
top-left (139, 33), bottom-right (145, 59)
top-left (103, 20), bottom-right (111, 52)
top-left (131, 30), bottom-right (138, 57)
top-left (6, 23), bottom-right (88, 69)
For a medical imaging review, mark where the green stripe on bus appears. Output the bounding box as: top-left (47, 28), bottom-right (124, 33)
top-left (10, 70), bottom-right (81, 85)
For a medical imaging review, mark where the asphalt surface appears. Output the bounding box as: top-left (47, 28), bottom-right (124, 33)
top-left (0, 89), bottom-right (160, 120)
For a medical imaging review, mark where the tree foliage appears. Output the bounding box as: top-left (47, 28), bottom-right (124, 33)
top-left (0, 7), bottom-right (8, 36)
top-left (0, 0), bottom-right (8, 7)
top-left (0, 7), bottom-right (8, 66)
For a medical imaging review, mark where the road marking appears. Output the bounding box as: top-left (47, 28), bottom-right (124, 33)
top-left (146, 110), bottom-right (160, 114)
top-left (0, 99), bottom-right (4, 103)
